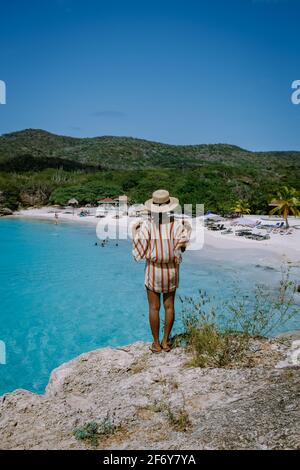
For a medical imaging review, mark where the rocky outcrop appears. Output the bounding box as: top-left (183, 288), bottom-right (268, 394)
top-left (0, 207), bottom-right (13, 216)
top-left (0, 337), bottom-right (299, 450)
top-left (19, 190), bottom-right (48, 206)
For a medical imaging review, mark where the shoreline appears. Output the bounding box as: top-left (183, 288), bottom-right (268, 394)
top-left (6, 206), bottom-right (300, 263)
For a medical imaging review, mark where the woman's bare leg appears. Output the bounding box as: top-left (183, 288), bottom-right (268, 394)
top-left (162, 291), bottom-right (176, 348)
top-left (147, 288), bottom-right (161, 350)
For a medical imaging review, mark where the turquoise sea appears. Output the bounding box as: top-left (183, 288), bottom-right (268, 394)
top-left (0, 218), bottom-right (299, 396)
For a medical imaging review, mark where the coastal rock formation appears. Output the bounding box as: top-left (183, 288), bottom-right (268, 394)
top-left (0, 336), bottom-right (299, 450)
top-left (0, 207), bottom-right (13, 216)
top-left (19, 190), bottom-right (48, 207)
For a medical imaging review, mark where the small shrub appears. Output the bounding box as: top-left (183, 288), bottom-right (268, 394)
top-left (225, 264), bottom-right (298, 337)
top-left (73, 421), bottom-right (99, 447)
top-left (73, 414), bottom-right (118, 447)
top-left (147, 399), bottom-right (167, 414)
top-left (175, 265), bottom-right (298, 368)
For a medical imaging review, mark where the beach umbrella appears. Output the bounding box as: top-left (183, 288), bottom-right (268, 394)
top-left (68, 198), bottom-right (79, 205)
top-left (203, 213), bottom-right (221, 220)
top-left (68, 198), bottom-right (79, 215)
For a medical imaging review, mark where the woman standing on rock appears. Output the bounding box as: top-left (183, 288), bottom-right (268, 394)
top-left (132, 189), bottom-right (191, 354)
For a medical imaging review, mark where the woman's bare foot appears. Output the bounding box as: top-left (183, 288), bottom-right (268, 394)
top-left (150, 342), bottom-right (162, 353)
top-left (161, 339), bottom-right (171, 352)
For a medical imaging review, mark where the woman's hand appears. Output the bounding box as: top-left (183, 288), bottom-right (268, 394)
top-left (132, 220), bottom-right (142, 238)
top-left (133, 221), bottom-right (142, 231)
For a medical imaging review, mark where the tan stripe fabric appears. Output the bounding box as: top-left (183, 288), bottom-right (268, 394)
top-left (132, 219), bottom-right (191, 293)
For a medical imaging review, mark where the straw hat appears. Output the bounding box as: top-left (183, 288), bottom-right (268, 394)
top-left (144, 189), bottom-right (179, 214)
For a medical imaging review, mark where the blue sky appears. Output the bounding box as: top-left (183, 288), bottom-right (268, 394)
top-left (0, 0), bottom-right (299, 150)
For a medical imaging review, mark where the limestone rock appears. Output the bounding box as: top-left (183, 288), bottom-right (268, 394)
top-left (0, 339), bottom-right (299, 450)
top-left (0, 207), bottom-right (13, 216)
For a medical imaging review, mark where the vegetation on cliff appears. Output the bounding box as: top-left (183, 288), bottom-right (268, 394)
top-left (0, 129), bottom-right (299, 213)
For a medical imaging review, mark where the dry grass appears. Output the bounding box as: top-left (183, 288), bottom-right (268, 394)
top-left (145, 392), bottom-right (191, 433)
top-left (175, 268), bottom-right (298, 369)
top-left (130, 354), bottom-right (149, 374)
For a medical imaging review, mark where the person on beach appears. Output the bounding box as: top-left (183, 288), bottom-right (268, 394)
top-left (54, 212), bottom-right (59, 224)
top-left (132, 189), bottom-right (191, 353)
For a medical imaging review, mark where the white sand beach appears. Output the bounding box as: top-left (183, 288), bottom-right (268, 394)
top-left (10, 206), bottom-right (300, 265)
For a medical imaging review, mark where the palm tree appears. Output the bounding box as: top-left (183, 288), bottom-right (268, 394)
top-left (269, 186), bottom-right (300, 228)
top-left (232, 199), bottom-right (251, 217)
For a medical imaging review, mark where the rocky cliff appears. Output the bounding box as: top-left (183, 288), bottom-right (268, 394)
top-left (0, 336), bottom-right (299, 450)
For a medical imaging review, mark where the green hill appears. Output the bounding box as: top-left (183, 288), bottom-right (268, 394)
top-left (0, 129), bottom-right (249, 169)
top-left (0, 129), bottom-right (299, 213)
top-left (0, 128), bottom-right (298, 173)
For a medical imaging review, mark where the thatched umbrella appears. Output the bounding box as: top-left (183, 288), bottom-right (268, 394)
top-left (68, 198), bottom-right (79, 215)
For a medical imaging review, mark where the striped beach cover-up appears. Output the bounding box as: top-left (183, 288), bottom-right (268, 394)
top-left (132, 218), bottom-right (192, 293)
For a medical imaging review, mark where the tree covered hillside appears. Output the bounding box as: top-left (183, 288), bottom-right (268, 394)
top-left (0, 129), bottom-right (299, 214)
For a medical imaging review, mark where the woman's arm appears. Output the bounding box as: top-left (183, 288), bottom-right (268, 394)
top-left (174, 220), bottom-right (192, 251)
top-left (132, 221), bottom-right (150, 261)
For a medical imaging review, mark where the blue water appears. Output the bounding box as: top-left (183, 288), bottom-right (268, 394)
top-left (0, 219), bottom-right (299, 396)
